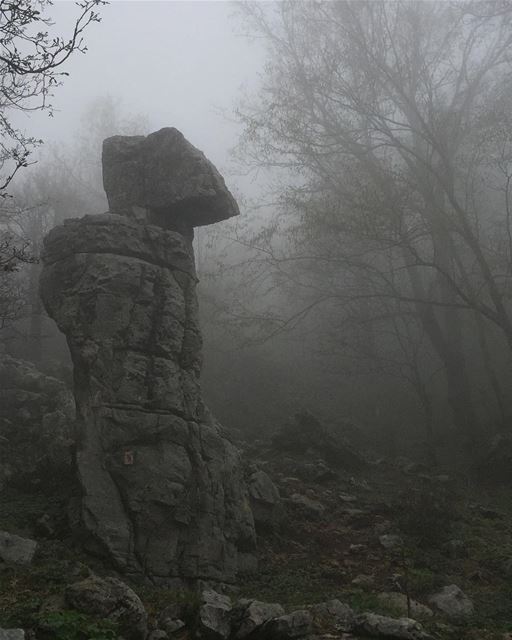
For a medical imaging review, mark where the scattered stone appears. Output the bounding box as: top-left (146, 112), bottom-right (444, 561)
top-left (428, 585), bottom-right (474, 620)
top-left (311, 460), bottom-right (338, 483)
top-left (231, 599), bottom-right (285, 639)
top-left (159, 600), bottom-right (189, 624)
top-left (379, 534), bottom-right (403, 550)
top-left (247, 470), bottom-right (283, 531)
top-left (374, 520), bottom-right (392, 535)
top-left (342, 508), bottom-right (372, 529)
top-left (442, 539), bottom-right (467, 559)
top-left (376, 593), bottom-right (433, 619)
top-left (290, 494), bottom-right (325, 518)
top-left (161, 619), bottom-right (185, 636)
top-left (0, 631), bottom-right (25, 640)
top-left (351, 574), bottom-right (375, 588)
top-left (65, 574), bottom-right (148, 640)
top-left (262, 610), bottom-right (312, 639)
top-left (354, 612), bottom-right (434, 639)
top-left (35, 513), bottom-right (57, 539)
top-left (339, 493), bottom-right (357, 503)
top-left (349, 544), bottom-right (366, 554)
top-left (348, 477), bottom-right (371, 491)
top-left (308, 600), bottom-right (355, 633)
top-left (0, 531), bottom-right (37, 566)
top-left (196, 590), bottom-right (232, 640)
top-left (342, 508), bottom-right (365, 517)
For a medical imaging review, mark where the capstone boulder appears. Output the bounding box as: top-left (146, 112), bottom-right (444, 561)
top-left (102, 127), bottom-right (240, 229)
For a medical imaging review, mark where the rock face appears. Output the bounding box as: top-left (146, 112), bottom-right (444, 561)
top-left (0, 355), bottom-right (74, 489)
top-left (39, 129), bottom-right (255, 585)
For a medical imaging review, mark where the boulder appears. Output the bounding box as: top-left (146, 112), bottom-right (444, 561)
top-left (442, 539), bottom-right (467, 559)
top-left (308, 600), bottom-right (355, 633)
top-left (40, 129), bottom-right (256, 585)
top-left (0, 631), bottom-right (25, 640)
top-left (262, 610), bottom-right (312, 639)
top-left (159, 600), bottom-right (189, 634)
top-left (247, 470), bottom-right (282, 531)
top-left (195, 590), bottom-right (232, 640)
top-left (376, 593), bottom-right (433, 619)
top-left (161, 619), bottom-right (185, 635)
top-left (231, 599), bottom-right (285, 639)
top-left (148, 632), bottom-right (169, 640)
top-left (0, 531), bottom-right (37, 565)
top-left (65, 574), bottom-right (148, 640)
top-left (102, 127), bottom-right (239, 229)
top-left (290, 494), bottom-right (325, 518)
top-left (354, 612), bottom-right (434, 639)
top-left (351, 574), bottom-right (374, 589)
top-left (273, 411), bottom-right (365, 471)
top-left (379, 534), bottom-right (403, 550)
top-left (0, 356), bottom-right (74, 489)
top-left (428, 585), bottom-right (474, 620)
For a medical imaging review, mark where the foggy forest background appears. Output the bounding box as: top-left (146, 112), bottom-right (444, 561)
top-left (2, 0), bottom-right (512, 469)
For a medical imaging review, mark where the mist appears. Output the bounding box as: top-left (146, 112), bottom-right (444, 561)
top-left (1, 2), bottom-right (512, 639)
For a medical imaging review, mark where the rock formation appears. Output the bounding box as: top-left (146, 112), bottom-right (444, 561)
top-left (0, 355), bottom-right (74, 489)
top-left (39, 128), bottom-right (255, 586)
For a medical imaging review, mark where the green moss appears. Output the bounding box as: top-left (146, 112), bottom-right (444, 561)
top-left (37, 610), bottom-right (118, 640)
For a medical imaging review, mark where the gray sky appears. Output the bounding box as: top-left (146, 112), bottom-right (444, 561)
top-left (19, 0), bottom-right (265, 183)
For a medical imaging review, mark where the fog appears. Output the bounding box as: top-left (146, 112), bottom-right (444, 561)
top-left (18, 1), bottom-right (263, 183)
top-left (3, 3), bottom-right (512, 635)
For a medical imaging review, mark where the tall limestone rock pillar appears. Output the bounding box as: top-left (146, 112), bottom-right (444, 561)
top-left (40, 128), bottom-right (255, 585)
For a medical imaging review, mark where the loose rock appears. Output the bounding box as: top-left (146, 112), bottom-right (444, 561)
top-left (379, 534), bottom-right (403, 550)
top-left (262, 610), bottom-right (312, 639)
top-left (376, 593), bottom-right (433, 619)
top-left (247, 470), bottom-right (283, 531)
top-left (195, 590), bottom-right (232, 640)
top-left (354, 612), bottom-right (434, 639)
top-left (231, 599), bottom-right (285, 639)
top-left (428, 584), bottom-right (474, 620)
top-left (0, 531), bottom-right (37, 566)
top-left (0, 631), bottom-right (25, 640)
top-left (65, 574), bottom-right (148, 640)
top-left (308, 600), bottom-right (355, 633)
top-left (290, 494), bottom-right (325, 518)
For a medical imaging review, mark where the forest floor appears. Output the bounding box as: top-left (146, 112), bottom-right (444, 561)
top-left (238, 437), bottom-right (512, 640)
top-left (1, 437), bottom-right (512, 639)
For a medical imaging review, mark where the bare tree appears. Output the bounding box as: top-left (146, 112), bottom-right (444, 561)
top-left (234, 0), bottom-right (512, 450)
top-left (0, 0), bottom-right (105, 192)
